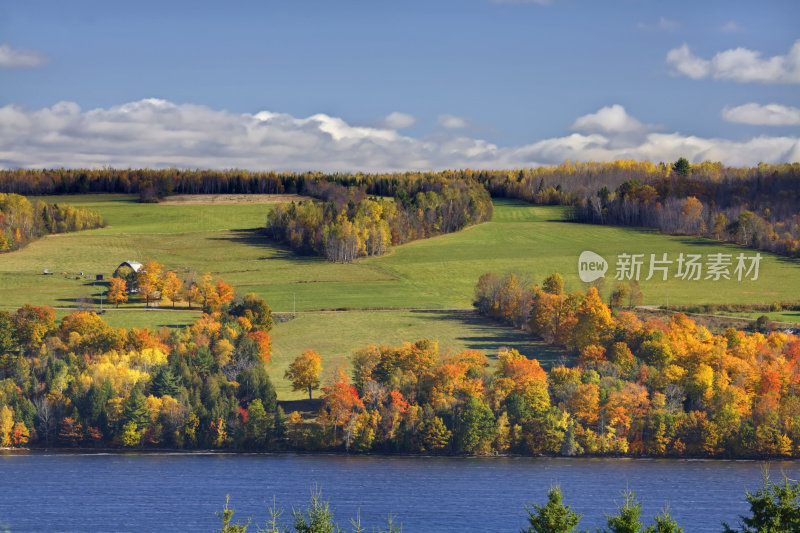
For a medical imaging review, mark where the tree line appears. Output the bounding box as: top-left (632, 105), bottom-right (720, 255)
top-left (265, 180), bottom-right (492, 262)
top-left (4, 273), bottom-right (800, 457)
top-left (480, 160), bottom-right (800, 258)
top-left (3, 162), bottom-right (798, 257)
top-left (0, 193), bottom-right (105, 253)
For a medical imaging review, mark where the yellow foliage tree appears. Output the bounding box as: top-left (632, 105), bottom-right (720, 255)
top-left (0, 404), bottom-right (14, 447)
top-left (160, 271), bottom-right (183, 308)
top-left (136, 260), bottom-right (163, 307)
top-left (107, 277), bottom-right (128, 307)
top-left (285, 349), bottom-right (322, 400)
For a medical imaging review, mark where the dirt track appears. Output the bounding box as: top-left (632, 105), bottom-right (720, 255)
top-left (159, 194), bottom-right (311, 205)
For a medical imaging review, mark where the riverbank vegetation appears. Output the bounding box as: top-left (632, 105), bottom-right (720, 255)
top-left (3, 271), bottom-right (800, 457)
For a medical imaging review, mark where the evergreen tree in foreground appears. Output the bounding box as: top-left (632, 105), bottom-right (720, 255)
top-left (723, 470), bottom-right (800, 533)
top-left (522, 485), bottom-right (582, 533)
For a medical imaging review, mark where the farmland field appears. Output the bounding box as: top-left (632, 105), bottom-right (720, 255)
top-left (4, 195), bottom-right (798, 312)
top-left (2, 194), bottom-right (800, 399)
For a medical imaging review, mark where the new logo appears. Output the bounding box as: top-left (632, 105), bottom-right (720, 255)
top-left (578, 251), bottom-right (607, 283)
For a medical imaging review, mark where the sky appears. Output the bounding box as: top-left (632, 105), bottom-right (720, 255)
top-left (1, 0), bottom-right (799, 172)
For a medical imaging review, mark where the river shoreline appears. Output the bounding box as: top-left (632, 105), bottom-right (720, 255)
top-left (3, 445), bottom-right (795, 462)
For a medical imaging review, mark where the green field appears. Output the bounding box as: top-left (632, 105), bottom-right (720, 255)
top-left (2, 193), bottom-right (800, 399)
top-left (4, 194), bottom-right (797, 312)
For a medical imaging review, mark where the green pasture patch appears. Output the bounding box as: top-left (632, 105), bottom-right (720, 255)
top-left (267, 309), bottom-right (565, 400)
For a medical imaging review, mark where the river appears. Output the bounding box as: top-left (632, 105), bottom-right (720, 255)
top-left (0, 452), bottom-right (796, 532)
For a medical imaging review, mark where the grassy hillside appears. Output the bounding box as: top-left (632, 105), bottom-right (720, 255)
top-left (3, 195), bottom-right (797, 313)
top-left (2, 194), bottom-right (800, 400)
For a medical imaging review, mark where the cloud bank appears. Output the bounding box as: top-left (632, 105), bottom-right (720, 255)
top-left (0, 99), bottom-right (798, 172)
top-left (0, 43), bottom-right (48, 68)
top-left (666, 40), bottom-right (800, 83)
top-left (722, 103), bottom-right (800, 126)
top-left (437, 114), bottom-right (471, 130)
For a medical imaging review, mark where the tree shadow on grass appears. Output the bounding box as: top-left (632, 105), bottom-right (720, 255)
top-left (207, 228), bottom-right (324, 262)
top-left (279, 399), bottom-right (322, 418)
top-left (409, 309), bottom-right (572, 369)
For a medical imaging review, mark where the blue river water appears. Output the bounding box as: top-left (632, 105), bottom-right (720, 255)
top-left (0, 452), bottom-right (797, 532)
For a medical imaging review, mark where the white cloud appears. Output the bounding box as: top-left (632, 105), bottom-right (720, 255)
top-left (722, 103), bottom-right (800, 126)
top-left (720, 21), bottom-right (742, 33)
top-left (381, 112), bottom-right (417, 130)
top-left (437, 114), bottom-right (470, 129)
top-left (570, 105), bottom-right (646, 134)
top-left (666, 40), bottom-right (800, 83)
top-left (0, 43), bottom-right (48, 68)
top-left (637, 17), bottom-right (679, 32)
top-left (0, 99), bottom-right (797, 172)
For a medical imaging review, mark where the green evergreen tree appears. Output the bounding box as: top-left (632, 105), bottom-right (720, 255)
top-left (273, 406), bottom-right (288, 445)
top-left (214, 495), bottom-right (252, 533)
top-left (603, 490), bottom-right (644, 533)
top-left (84, 379), bottom-right (113, 429)
top-left (124, 385), bottom-right (149, 430)
top-left (292, 486), bottom-right (337, 533)
top-left (151, 365), bottom-right (181, 397)
top-left (644, 505), bottom-right (683, 533)
top-left (238, 365), bottom-right (277, 412)
top-left (723, 471), bottom-right (800, 533)
top-left (672, 157), bottom-right (691, 177)
top-left (522, 485), bottom-right (582, 533)
top-left (0, 311), bottom-right (18, 355)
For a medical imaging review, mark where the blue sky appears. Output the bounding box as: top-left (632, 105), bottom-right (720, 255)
top-left (1, 0), bottom-right (798, 171)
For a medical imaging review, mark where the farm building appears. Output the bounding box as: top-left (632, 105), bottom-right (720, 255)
top-left (113, 261), bottom-right (143, 289)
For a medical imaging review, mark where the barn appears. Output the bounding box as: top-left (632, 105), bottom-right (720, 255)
top-left (113, 261), bottom-right (143, 290)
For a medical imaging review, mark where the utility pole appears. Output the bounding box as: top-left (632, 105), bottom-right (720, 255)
top-left (293, 292), bottom-right (296, 318)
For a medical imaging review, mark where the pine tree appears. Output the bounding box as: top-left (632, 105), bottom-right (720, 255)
top-left (723, 471), bottom-right (800, 533)
top-left (603, 490), bottom-right (644, 533)
top-left (522, 485), bottom-right (582, 533)
top-left (151, 366), bottom-right (181, 397)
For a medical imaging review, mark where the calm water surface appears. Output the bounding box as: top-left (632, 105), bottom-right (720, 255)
top-left (0, 452), bottom-right (797, 532)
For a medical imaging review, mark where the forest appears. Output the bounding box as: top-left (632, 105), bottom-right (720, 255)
top-left (3, 269), bottom-right (800, 458)
top-left (0, 193), bottom-right (105, 253)
top-left (265, 180), bottom-right (492, 262)
top-left (1, 161), bottom-right (798, 258)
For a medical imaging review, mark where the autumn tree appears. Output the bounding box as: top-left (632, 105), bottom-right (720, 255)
top-left (571, 287), bottom-right (614, 351)
top-left (183, 282), bottom-right (201, 310)
top-left (107, 277), bottom-right (128, 308)
top-left (160, 271), bottom-right (183, 308)
top-left (229, 293), bottom-right (274, 332)
top-left (136, 260), bottom-right (163, 307)
top-left (285, 350), bottom-right (322, 400)
top-left (542, 273), bottom-right (565, 296)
